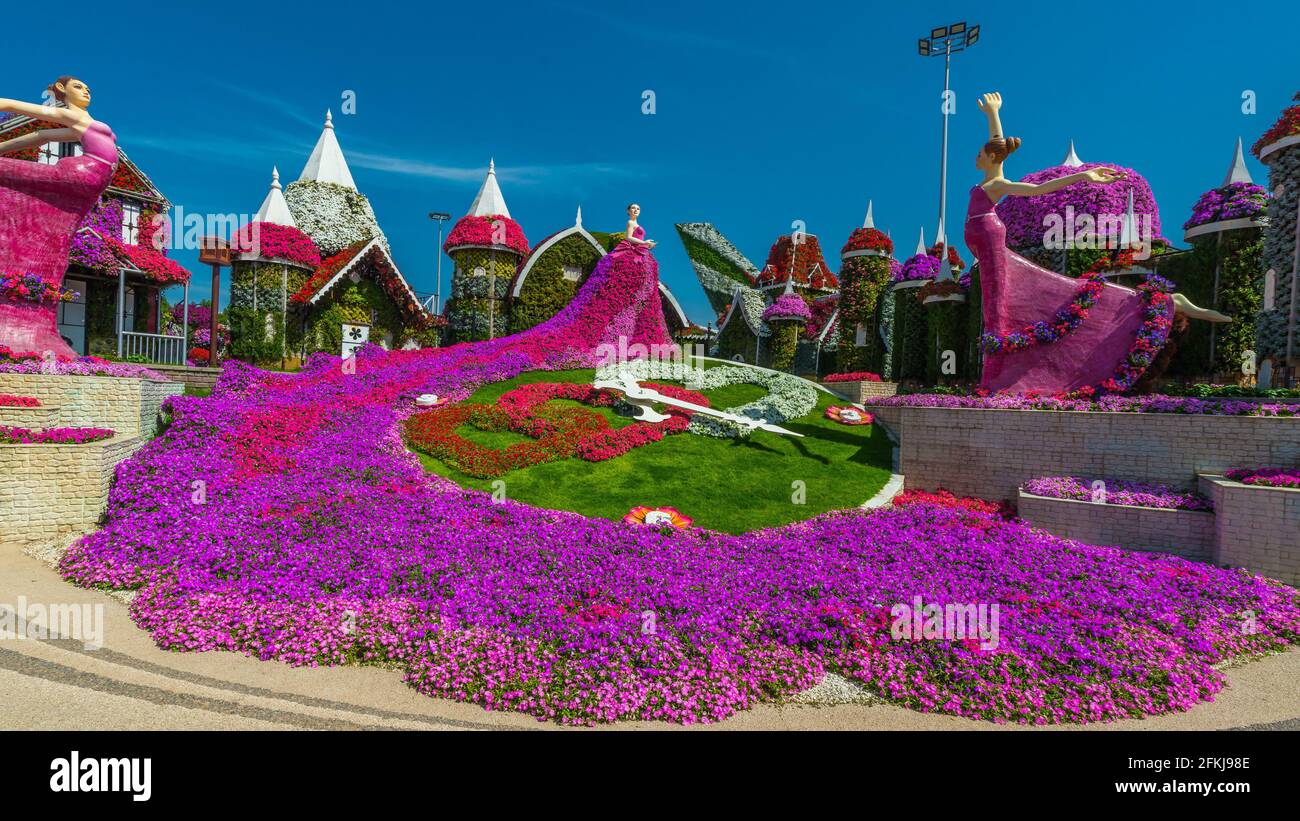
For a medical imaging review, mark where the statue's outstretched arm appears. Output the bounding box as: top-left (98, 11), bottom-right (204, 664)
top-left (976, 92), bottom-right (1004, 139)
top-left (0, 127), bottom-right (79, 156)
top-left (0, 99), bottom-right (84, 128)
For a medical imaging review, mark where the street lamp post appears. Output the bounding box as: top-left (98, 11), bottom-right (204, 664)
top-left (428, 212), bottom-right (451, 315)
top-left (918, 22), bottom-right (980, 281)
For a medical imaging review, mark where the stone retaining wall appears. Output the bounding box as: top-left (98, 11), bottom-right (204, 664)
top-left (0, 374), bottom-right (182, 440)
top-left (1017, 490), bottom-right (1215, 561)
top-left (148, 364), bottom-right (223, 392)
top-left (1199, 475), bottom-right (1300, 586)
top-left (861, 405), bottom-right (1300, 501)
top-left (823, 380), bottom-right (899, 403)
top-left (0, 434), bottom-right (144, 545)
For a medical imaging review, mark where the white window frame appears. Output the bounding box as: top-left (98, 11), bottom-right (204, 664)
top-left (122, 202), bottom-right (142, 245)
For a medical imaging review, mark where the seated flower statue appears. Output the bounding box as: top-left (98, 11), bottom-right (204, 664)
top-left (967, 92), bottom-right (1228, 395)
top-left (0, 77), bottom-right (118, 358)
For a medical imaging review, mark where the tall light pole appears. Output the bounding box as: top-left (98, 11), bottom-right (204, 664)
top-left (918, 22), bottom-right (980, 281)
top-left (428, 212), bottom-right (451, 314)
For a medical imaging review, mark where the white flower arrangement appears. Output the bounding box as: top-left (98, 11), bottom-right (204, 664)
top-left (284, 180), bottom-right (389, 258)
top-left (599, 359), bottom-right (817, 438)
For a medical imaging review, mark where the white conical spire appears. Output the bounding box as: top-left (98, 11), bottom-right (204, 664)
top-left (467, 159), bottom-right (511, 218)
top-left (1119, 189), bottom-right (1136, 246)
top-left (914, 227), bottom-right (927, 256)
top-left (1223, 137), bottom-right (1253, 186)
top-left (935, 216), bottom-right (946, 247)
top-left (863, 200), bottom-right (875, 229)
top-left (254, 167), bottom-right (298, 227)
top-left (1062, 140), bottom-right (1084, 168)
top-left (299, 110), bottom-right (356, 189)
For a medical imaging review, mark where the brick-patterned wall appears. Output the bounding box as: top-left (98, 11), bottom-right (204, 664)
top-left (0, 374), bottom-right (181, 439)
top-left (862, 406), bottom-right (1300, 501)
top-left (823, 380), bottom-right (899, 403)
top-left (1017, 491), bottom-right (1215, 561)
top-left (0, 435), bottom-right (145, 544)
top-left (148, 364), bottom-right (222, 392)
top-left (1199, 475), bottom-right (1300, 586)
top-left (0, 403), bottom-right (61, 429)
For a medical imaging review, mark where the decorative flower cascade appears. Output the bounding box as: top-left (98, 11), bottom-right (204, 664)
top-left (837, 209), bottom-right (895, 375)
top-left (66, 198), bottom-right (191, 285)
top-left (49, 234), bottom-right (1300, 726)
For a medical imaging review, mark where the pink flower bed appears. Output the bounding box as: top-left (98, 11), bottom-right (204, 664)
top-left (824, 372), bottom-right (882, 383)
top-left (0, 395), bottom-right (40, 407)
top-left (1223, 468), bottom-right (1300, 489)
top-left (1, 425), bottom-right (114, 444)
top-left (1023, 476), bottom-right (1213, 512)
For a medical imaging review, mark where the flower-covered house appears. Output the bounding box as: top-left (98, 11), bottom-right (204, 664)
top-left (227, 113), bottom-right (433, 363)
top-left (0, 110), bottom-right (191, 360)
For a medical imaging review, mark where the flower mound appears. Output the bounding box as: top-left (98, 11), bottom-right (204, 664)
top-left (1184, 182), bottom-right (1270, 230)
top-left (230, 222), bottom-right (323, 269)
top-left (761, 293), bottom-right (812, 322)
top-left (51, 252), bottom-right (1300, 725)
top-left (1023, 477), bottom-right (1213, 512)
top-left (892, 488), bottom-right (1014, 519)
top-left (995, 162), bottom-right (1163, 249)
top-left (1224, 468), bottom-right (1300, 489)
top-left (0, 346), bottom-right (168, 380)
top-left (895, 253), bottom-right (940, 283)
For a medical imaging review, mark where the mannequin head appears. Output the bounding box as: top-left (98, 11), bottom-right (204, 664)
top-left (49, 76), bottom-right (91, 110)
top-left (627, 203), bottom-right (641, 219)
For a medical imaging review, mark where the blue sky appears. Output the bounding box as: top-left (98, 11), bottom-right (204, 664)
top-left (9, 0), bottom-right (1298, 324)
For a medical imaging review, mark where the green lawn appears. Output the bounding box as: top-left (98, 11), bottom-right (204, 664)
top-left (411, 368), bottom-right (894, 534)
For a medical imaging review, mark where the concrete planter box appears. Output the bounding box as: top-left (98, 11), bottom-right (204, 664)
top-left (148, 364), bottom-right (223, 393)
top-left (1017, 489), bottom-right (1214, 562)
top-left (0, 373), bottom-right (182, 440)
top-left (824, 380), bottom-right (899, 403)
top-left (0, 434), bottom-right (145, 545)
top-left (1199, 474), bottom-right (1300, 586)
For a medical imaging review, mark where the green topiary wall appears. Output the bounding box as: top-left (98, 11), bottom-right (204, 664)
top-left (510, 234), bottom-right (603, 332)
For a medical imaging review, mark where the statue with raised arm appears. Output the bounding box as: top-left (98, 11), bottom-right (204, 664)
top-left (967, 92), bottom-right (1227, 395)
top-left (0, 76), bottom-right (118, 358)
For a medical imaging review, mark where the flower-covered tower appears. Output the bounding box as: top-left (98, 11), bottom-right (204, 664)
top-left (1182, 138), bottom-right (1270, 378)
top-left (442, 160), bottom-right (530, 343)
top-left (228, 167), bottom-right (323, 365)
top-left (283, 111), bottom-right (388, 257)
top-left (761, 280), bottom-right (813, 371)
top-left (887, 229), bottom-right (936, 381)
top-left (1253, 92), bottom-right (1300, 385)
top-left (836, 201), bottom-right (894, 374)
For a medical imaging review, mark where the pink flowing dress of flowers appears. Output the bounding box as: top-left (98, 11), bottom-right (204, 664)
top-left (432, 223), bottom-right (670, 374)
top-left (0, 119), bottom-right (117, 357)
top-left (965, 184), bottom-right (1146, 394)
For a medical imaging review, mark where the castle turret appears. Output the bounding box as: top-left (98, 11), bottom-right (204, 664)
top-left (837, 200), bottom-right (895, 374)
top-left (442, 160), bottom-right (530, 342)
top-left (1252, 93), bottom-right (1300, 385)
top-left (283, 111), bottom-right (387, 257)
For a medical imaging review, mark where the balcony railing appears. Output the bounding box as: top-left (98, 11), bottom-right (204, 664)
top-left (120, 331), bottom-right (186, 365)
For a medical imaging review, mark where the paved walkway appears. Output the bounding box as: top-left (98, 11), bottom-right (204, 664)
top-left (3, 546), bottom-right (1296, 731)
